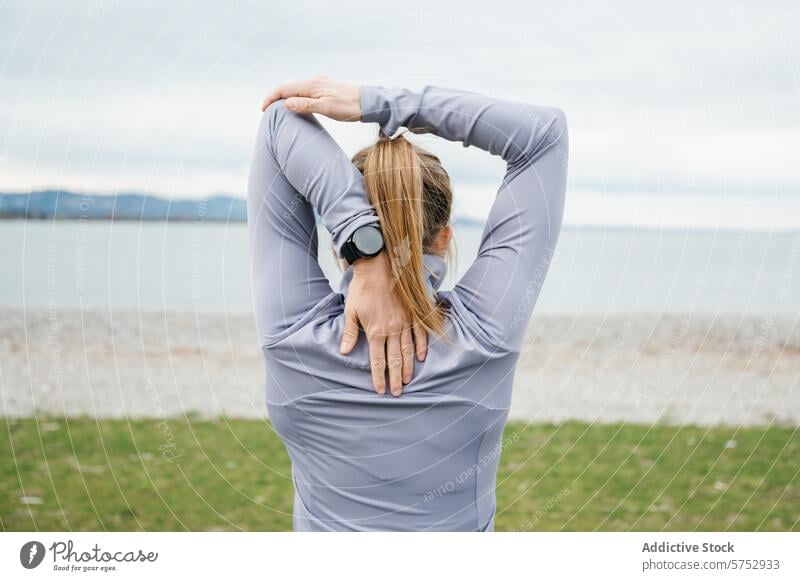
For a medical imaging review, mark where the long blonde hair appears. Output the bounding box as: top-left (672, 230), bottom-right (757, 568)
top-left (351, 134), bottom-right (453, 335)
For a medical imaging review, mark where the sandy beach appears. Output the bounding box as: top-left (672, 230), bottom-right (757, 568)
top-left (1, 307), bottom-right (798, 426)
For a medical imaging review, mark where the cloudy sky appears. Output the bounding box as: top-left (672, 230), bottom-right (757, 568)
top-left (2, 0), bottom-right (799, 225)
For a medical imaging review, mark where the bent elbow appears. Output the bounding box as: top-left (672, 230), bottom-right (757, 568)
top-left (259, 99), bottom-right (292, 150)
top-left (547, 107), bottom-right (568, 147)
top-left (263, 98), bottom-right (290, 121)
top-left (511, 106), bottom-right (569, 170)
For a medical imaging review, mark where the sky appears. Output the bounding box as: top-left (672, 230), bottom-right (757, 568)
top-left (2, 0), bottom-right (799, 227)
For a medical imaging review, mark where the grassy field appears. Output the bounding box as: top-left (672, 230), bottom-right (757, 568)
top-left (1, 416), bottom-right (797, 531)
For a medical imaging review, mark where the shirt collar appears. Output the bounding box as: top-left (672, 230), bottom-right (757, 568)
top-left (339, 253), bottom-right (448, 300)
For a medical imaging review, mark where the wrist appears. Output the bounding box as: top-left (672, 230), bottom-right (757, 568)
top-left (352, 249), bottom-right (388, 277)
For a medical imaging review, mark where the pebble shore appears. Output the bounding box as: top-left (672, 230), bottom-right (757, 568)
top-left (2, 307), bottom-right (797, 426)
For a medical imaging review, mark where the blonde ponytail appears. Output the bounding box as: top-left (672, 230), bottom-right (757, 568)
top-left (360, 135), bottom-right (446, 335)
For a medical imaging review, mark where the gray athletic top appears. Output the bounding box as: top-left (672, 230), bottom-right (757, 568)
top-left (247, 85), bottom-right (568, 531)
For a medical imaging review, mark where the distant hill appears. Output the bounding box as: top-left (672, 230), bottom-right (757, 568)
top-left (0, 190), bottom-right (247, 222)
top-left (0, 189), bottom-right (486, 227)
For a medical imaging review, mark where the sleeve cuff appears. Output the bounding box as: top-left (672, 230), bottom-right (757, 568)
top-left (359, 85), bottom-right (423, 138)
top-left (359, 85), bottom-right (390, 128)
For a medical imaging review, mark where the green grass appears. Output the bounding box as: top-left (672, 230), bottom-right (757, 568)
top-left (1, 417), bottom-right (797, 531)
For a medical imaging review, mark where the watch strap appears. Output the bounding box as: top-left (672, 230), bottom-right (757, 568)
top-left (341, 238), bottom-right (360, 264)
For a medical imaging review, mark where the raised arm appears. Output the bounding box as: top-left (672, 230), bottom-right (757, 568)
top-left (247, 100), bottom-right (378, 342)
top-left (360, 85), bottom-right (569, 352)
top-left (249, 87), bottom-right (427, 395)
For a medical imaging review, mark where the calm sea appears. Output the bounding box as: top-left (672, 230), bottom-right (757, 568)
top-left (1, 221), bottom-right (798, 315)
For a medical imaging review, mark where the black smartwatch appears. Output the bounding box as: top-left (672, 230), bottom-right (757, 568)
top-left (341, 224), bottom-right (384, 265)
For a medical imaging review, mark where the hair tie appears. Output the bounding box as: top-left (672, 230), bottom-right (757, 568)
top-left (381, 127), bottom-right (410, 141)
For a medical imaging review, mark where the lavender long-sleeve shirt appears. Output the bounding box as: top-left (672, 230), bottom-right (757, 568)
top-left (247, 85), bottom-right (568, 531)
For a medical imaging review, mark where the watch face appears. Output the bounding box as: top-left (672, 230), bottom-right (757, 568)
top-left (352, 226), bottom-right (383, 256)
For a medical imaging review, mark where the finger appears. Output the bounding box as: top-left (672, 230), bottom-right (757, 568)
top-left (400, 327), bottom-right (414, 384)
top-left (413, 321), bottom-right (428, 361)
top-left (261, 80), bottom-right (314, 111)
top-left (340, 309), bottom-right (360, 355)
top-left (368, 336), bottom-right (387, 395)
top-left (284, 96), bottom-right (324, 115)
top-left (386, 333), bottom-right (403, 397)
top-left (261, 79), bottom-right (318, 111)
